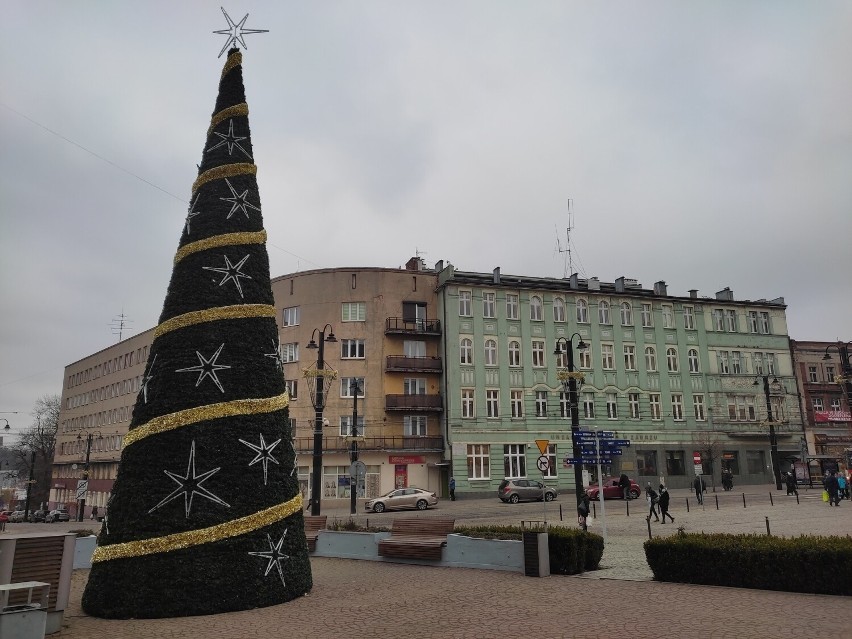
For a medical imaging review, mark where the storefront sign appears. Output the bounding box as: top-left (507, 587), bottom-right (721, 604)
top-left (388, 455), bottom-right (425, 464)
top-left (814, 410), bottom-right (851, 423)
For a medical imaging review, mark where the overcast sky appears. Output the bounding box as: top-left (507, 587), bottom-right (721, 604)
top-left (1, 1), bottom-right (850, 432)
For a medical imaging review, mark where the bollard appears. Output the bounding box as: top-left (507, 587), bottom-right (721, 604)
top-left (686, 498), bottom-right (690, 513)
top-left (592, 501), bottom-right (596, 518)
top-left (559, 504), bottom-right (563, 521)
top-left (626, 499), bottom-right (630, 517)
top-left (715, 494), bottom-right (719, 510)
top-left (769, 493), bottom-right (773, 506)
top-left (796, 493), bottom-right (800, 505)
top-left (742, 493), bottom-right (747, 508)
top-left (646, 516), bottom-right (652, 540)
top-left (765, 516), bottom-right (771, 536)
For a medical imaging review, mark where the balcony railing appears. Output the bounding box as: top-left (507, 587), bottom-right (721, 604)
top-left (292, 435), bottom-right (444, 454)
top-left (386, 356), bottom-right (443, 373)
top-left (385, 317), bottom-right (442, 336)
top-left (385, 394), bottom-right (443, 411)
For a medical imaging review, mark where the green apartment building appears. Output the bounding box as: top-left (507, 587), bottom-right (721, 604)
top-left (435, 264), bottom-right (803, 496)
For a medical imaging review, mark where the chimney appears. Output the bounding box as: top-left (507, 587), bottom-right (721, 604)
top-left (493, 267), bottom-right (501, 284)
top-left (654, 281), bottom-right (668, 296)
top-left (615, 277), bottom-right (625, 293)
top-left (715, 287), bottom-right (734, 301)
top-left (569, 273), bottom-right (579, 290)
top-left (689, 289), bottom-right (698, 298)
top-left (405, 257), bottom-right (421, 271)
top-left (588, 277), bottom-right (601, 291)
top-left (435, 260), bottom-right (444, 272)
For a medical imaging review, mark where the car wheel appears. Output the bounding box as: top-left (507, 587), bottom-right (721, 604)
top-left (372, 502), bottom-right (385, 513)
top-left (509, 494), bottom-right (520, 504)
top-left (544, 492), bottom-right (554, 502)
top-left (630, 488), bottom-right (640, 499)
top-left (416, 500), bottom-right (428, 510)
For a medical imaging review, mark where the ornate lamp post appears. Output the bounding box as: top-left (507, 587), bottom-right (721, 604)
top-left (823, 341), bottom-right (852, 408)
top-left (76, 431), bottom-right (102, 521)
top-left (753, 376), bottom-right (783, 490)
top-left (304, 325), bottom-right (337, 516)
top-left (554, 334), bottom-right (590, 508)
top-left (349, 378), bottom-right (362, 516)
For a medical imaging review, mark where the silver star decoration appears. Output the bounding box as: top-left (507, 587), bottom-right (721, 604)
top-left (175, 343), bottom-right (231, 393)
top-left (141, 353), bottom-right (158, 404)
top-left (207, 119), bottom-right (253, 160)
top-left (249, 531), bottom-right (290, 586)
top-left (264, 338), bottom-right (284, 371)
top-left (184, 194), bottom-right (203, 236)
top-left (239, 433), bottom-right (281, 485)
top-left (202, 254), bottom-right (252, 298)
top-left (148, 440), bottom-right (230, 517)
top-left (220, 178), bottom-right (261, 220)
top-left (213, 7), bottom-right (269, 58)
top-left (289, 439), bottom-right (298, 477)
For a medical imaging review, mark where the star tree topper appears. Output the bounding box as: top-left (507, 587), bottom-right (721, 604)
top-left (214, 7), bottom-right (269, 58)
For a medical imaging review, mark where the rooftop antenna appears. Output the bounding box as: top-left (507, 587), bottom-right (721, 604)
top-left (555, 198), bottom-right (574, 278)
top-left (111, 308), bottom-right (133, 342)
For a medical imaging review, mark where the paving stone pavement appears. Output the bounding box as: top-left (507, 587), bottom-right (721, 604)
top-left (12, 486), bottom-right (850, 637)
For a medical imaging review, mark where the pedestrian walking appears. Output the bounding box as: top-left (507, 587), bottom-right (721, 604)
top-left (658, 484), bottom-right (674, 523)
top-left (577, 490), bottom-right (591, 531)
top-left (837, 472), bottom-right (847, 501)
top-left (619, 473), bottom-right (632, 500)
top-left (844, 469), bottom-right (851, 500)
top-left (91, 505), bottom-right (98, 521)
top-left (824, 471), bottom-right (840, 507)
top-left (785, 470), bottom-right (798, 496)
top-left (645, 482), bottom-right (660, 522)
top-left (693, 475), bottom-right (704, 504)
top-left (449, 477), bottom-right (456, 501)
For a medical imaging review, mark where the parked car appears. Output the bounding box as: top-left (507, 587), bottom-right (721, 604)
top-left (586, 476), bottom-right (641, 500)
top-left (9, 510), bottom-right (26, 523)
top-left (45, 509), bottom-right (70, 523)
top-left (28, 509), bottom-right (47, 523)
top-left (364, 487), bottom-right (438, 513)
top-left (498, 478), bottom-right (557, 503)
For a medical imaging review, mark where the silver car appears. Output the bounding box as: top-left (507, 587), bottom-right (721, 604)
top-left (498, 478), bottom-right (557, 503)
top-left (364, 487), bottom-right (438, 513)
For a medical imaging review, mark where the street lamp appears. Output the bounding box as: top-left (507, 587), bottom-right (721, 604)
top-left (76, 431), bottom-right (103, 521)
top-left (554, 334), bottom-right (590, 510)
top-left (753, 375), bottom-right (783, 490)
top-left (822, 341), bottom-right (852, 408)
top-left (349, 378), bottom-right (362, 516)
top-left (304, 325), bottom-right (337, 516)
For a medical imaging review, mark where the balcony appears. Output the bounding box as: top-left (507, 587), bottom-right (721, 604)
top-left (293, 435), bottom-right (444, 454)
top-left (385, 394), bottom-right (444, 412)
top-left (385, 317), bottom-right (442, 336)
top-left (386, 356), bottom-right (443, 373)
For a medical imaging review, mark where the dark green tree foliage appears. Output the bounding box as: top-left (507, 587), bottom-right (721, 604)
top-left (82, 49), bottom-right (312, 619)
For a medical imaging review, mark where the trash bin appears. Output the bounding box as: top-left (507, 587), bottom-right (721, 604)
top-left (0, 582), bottom-right (50, 639)
top-left (521, 521), bottom-right (550, 577)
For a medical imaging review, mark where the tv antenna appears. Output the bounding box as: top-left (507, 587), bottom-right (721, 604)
top-left (111, 309), bottom-right (133, 342)
top-left (555, 199), bottom-right (574, 278)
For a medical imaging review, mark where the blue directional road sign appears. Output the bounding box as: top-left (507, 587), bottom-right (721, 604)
top-left (564, 457), bottom-right (614, 465)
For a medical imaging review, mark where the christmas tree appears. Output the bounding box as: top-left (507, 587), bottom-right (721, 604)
top-left (82, 47), bottom-right (312, 619)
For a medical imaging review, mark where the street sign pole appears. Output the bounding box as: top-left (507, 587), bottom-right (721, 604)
top-left (596, 428), bottom-right (607, 544)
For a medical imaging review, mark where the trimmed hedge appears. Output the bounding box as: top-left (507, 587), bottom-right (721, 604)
top-left (644, 532), bottom-right (852, 596)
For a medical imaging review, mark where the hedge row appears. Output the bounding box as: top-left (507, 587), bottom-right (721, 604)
top-left (644, 532), bottom-right (852, 596)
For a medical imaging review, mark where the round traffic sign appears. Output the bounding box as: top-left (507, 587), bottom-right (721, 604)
top-left (536, 455), bottom-right (549, 472)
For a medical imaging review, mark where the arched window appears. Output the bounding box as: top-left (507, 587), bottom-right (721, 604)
top-left (599, 300), bottom-right (611, 324)
top-left (460, 338), bottom-right (473, 365)
top-left (645, 346), bottom-right (657, 372)
top-left (666, 347), bottom-right (679, 372)
top-left (688, 348), bottom-right (700, 373)
top-left (620, 302), bottom-right (633, 326)
top-left (484, 339), bottom-right (498, 366)
top-left (508, 341), bottom-right (521, 367)
top-left (530, 296), bottom-right (543, 321)
top-left (553, 297), bottom-right (566, 322)
top-left (576, 299), bottom-right (589, 323)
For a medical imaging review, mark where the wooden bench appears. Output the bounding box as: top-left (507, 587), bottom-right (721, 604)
top-left (304, 515), bottom-right (327, 552)
top-left (377, 518), bottom-right (455, 560)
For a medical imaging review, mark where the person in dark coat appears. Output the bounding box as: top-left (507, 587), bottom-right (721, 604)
top-left (449, 477), bottom-right (456, 501)
top-left (618, 473), bottom-right (632, 500)
top-left (785, 470), bottom-right (798, 497)
top-left (825, 471), bottom-right (840, 507)
top-left (658, 484), bottom-right (674, 523)
top-left (577, 491), bottom-right (591, 531)
top-left (692, 475), bottom-right (704, 504)
top-left (645, 482), bottom-right (660, 522)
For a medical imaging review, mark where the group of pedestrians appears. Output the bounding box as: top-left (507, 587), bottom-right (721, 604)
top-left (824, 469), bottom-right (849, 507)
top-left (644, 482), bottom-right (674, 523)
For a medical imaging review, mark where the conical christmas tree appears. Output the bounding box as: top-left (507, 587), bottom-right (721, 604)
top-left (82, 48), bottom-right (312, 619)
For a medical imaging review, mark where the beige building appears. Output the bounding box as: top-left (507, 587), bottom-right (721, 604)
top-left (52, 258), bottom-right (446, 515)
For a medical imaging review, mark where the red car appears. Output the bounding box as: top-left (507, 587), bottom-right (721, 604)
top-left (586, 476), bottom-right (641, 500)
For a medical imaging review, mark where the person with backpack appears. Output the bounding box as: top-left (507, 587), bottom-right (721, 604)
top-left (645, 482), bottom-right (660, 522)
top-left (577, 490), bottom-right (591, 531)
top-left (658, 484), bottom-right (675, 523)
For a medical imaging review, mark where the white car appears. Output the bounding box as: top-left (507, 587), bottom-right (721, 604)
top-left (364, 487), bottom-right (438, 513)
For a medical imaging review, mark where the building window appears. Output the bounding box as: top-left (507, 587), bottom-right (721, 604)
top-left (620, 302), bottom-right (633, 326)
top-left (766, 353), bottom-right (776, 376)
top-left (467, 444), bottom-right (490, 480)
top-left (342, 302), bottom-right (366, 322)
top-left (719, 351), bottom-right (730, 374)
top-left (671, 394), bottom-right (684, 421)
top-left (508, 341), bottom-right (521, 367)
top-left (665, 451), bottom-right (685, 475)
top-left (753, 353), bottom-right (764, 375)
top-left (812, 398), bottom-right (824, 412)
top-left (662, 304), bottom-right (674, 328)
top-left (629, 393), bottom-right (640, 419)
top-left (403, 415), bottom-right (427, 436)
top-left (598, 300), bottom-right (611, 325)
top-left (404, 378), bottom-right (426, 395)
top-left (722, 451), bottom-right (740, 474)
top-left (825, 365), bottom-right (835, 381)
top-left (582, 393), bottom-right (595, 419)
top-left (666, 348), bottom-right (679, 373)
top-left (282, 306), bottom-right (300, 327)
top-left (532, 340), bottom-right (546, 367)
top-left (282, 343), bottom-right (298, 363)
top-left (506, 294), bottom-right (519, 320)
top-left (731, 351), bottom-right (741, 374)
top-left (530, 295), bottom-right (543, 321)
top-left (688, 349), bottom-right (700, 373)
top-left (461, 389), bottom-right (475, 418)
top-left (748, 311), bottom-right (759, 333)
top-left (284, 379), bottom-right (298, 399)
top-left (459, 290), bottom-right (472, 316)
top-left (484, 339), bottom-right (498, 366)
top-left (624, 345), bottom-right (636, 370)
top-left (543, 444), bottom-right (558, 478)
top-left (559, 392), bottom-right (570, 418)
top-left (503, 444), bottom-right (527, 478)
top-left (807, 366), bottom-right (817, 382)
top-left (645, 346), bottom-right (657, 372)
top-left (693, 394), bottom-right (706, 420)
top-left (746, 450), bottom-right (765, 474)
top-left (601, 344), bottom-right (614, 370)
top-left (483, 291), bottom-right (496, 318)
top-left (649, 394), bottom-right (662, 420)
top-left (728, 395), bottom-right (757, 421)
top-left (340, 339), bottom-right (365, 359)
top-left (683, 305), bottom-right (695, 330)
top-left (486, 390), bottom-right (499, 418)
top-left (637, 450), bottom-right (658, 476)
top-left (759, 312), bottom-right (770, 334)
top-left (725, 309), bottom-right (737, 332)
top-left (606, 393), bottom-right (618, 419)
top-left (830, 398), bottom-right (841, 411)
top-left (340, 377), bottom-right (365, 398)
top-left (553, 297), bottom-right (566, 322)
top-left (460, 338), bottom-right (473, 365)
top-left (340, 415), bottom-right (365, 437)
top-left (576, 299), bottom-right (589, 323)
top-left (535, 391), bottom-right (548, 417)
top-left (712, 309), bottom-right (724, 331)
top-left (641, 303), bottom-right (653, 328)
top-left (579, 348), bottom-right (592, 369)
top-left (510, 390), bottom-right (524, 418)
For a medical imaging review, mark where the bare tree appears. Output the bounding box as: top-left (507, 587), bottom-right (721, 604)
top-left (692, 429), bottom-right (724, 492)
top-left (12, 394), bottom-right (60, 509)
